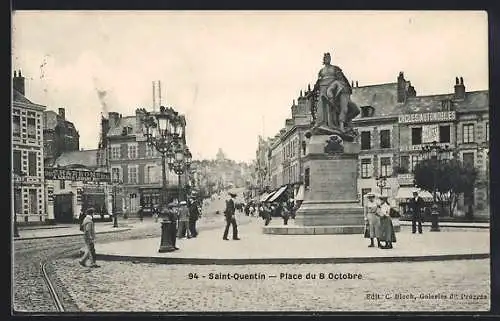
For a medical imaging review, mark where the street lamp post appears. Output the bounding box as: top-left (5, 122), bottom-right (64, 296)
top-left (111, 178), bottom-right (123, 228)
top-left (140, 106), bottom-right (185, 253)
top-left (421, 140), bottom-right (450, 232)
top-left (167, 144), bottom-right (192, 203)
top-left (13, 171), bottom-right (26, 237)
top-left (375, 176), bottom-right (387, 196)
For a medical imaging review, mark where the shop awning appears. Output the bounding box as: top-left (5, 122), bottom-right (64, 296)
top-left (259, 192), bottom-right (272, 202)
top-left (395, 187), bottom-right (433, 201)
top-left (268, 185), bottom-right (288, 203)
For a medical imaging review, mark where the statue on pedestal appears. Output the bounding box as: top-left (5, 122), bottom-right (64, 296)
top-left (309, 52), bottom-right (360, 143)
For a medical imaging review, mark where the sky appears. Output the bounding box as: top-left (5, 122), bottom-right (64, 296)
top-left (12, 11), bottom-right (488, 162)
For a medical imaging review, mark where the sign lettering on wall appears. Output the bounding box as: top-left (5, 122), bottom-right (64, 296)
top-left (398, 111), bottom-right (456, 124)
top-left (44, 168), bottom-right (111, 183)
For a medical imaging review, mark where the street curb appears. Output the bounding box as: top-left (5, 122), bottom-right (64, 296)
top-left (14, 228), bottom-right (132, 241)
top-left (95, 252), bottom-right (490, 265)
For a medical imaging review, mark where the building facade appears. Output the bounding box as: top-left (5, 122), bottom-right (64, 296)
top-left (43, 107), bottom-right (80, 166)
top-left (105, 109), bottom-right (188, 216)
top-left (12, 70), bottom-right (47, 224)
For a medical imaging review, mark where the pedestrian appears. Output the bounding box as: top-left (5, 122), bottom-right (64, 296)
top-left (188, 199), bottom-right (200, 238)
top-left (153, 206), bottom-right (159, 223)
top-left (138, 205), bottom-right (144, 222)
top-left (364, 193), bottom-right (382, 248)
top-left (78, 208), bottom-right (100, 268)
top-left (281, 201), bottom-right (290, 225)
top-left (223, 192), bottom-right (240, 240)
top-left (408, 191), bottom-right (424, 234)
top-left (165, 204), bottom-right (179, 250)
top-left (177, 201), bottom-right (190, 239)
top-left (264, 204), bottom-right (272, 226)
top-left (377, 196), bottom-right (396, 249)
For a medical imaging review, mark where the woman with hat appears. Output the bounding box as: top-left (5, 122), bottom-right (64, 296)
top-left (377, 195), bottom-right (396, 249)
top-left (364, 192), bottom-right (382, 248)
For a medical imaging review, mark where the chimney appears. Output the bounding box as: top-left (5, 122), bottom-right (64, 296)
top-left (108, 112), bottom-right (120, 127)
top-left (407, 82), bottom-right (417, 97)
top-left (397, 71), bottom-right (406, 103)
top-left (58, 108), bottom-right (66, 120)
top-left (13, 69), bottom-right (25, 96)
top-left (454, 76), bottom-right (465, 100)
top-left (355, 81), bottom-right (359, 87)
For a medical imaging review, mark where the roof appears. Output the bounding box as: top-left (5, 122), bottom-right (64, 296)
top-left (351, 82), bottom-right (402, 117)
top-left (394, 90), bottom-right (489, 115)
top-left (106, 116), bottom-right (137, 137)
top-left (54, 149), bottom-right (99, 168)
top-left (13, 89), bottom-right (33, 104)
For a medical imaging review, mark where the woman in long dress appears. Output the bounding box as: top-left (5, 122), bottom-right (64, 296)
top-left (364, 193), bottom-right (382, 248)
top-left (378, 196), bottom-right (396, 249)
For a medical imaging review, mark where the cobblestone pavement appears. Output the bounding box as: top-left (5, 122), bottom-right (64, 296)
top-left (52, 258), bottom-right (490, 312)
top-left (12, 208), bottom-right (230, 313)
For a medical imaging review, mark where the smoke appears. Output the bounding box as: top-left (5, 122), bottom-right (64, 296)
top-left (92, 77), bottom-right (109, 116)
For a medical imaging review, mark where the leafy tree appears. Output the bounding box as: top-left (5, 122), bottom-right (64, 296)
top-left (414, 158), bottom-right (477, 217)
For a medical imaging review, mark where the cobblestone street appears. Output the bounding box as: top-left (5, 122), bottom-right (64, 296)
top-left (52, 259), bottom-right (490, 312)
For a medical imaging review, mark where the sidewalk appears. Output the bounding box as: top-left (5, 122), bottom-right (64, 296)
top-left (96, 214), bottom-right (490, 265)
top-left (15, 221), bottom-right (132, 241)
top-left (399, 221), bottom-right (489, 228)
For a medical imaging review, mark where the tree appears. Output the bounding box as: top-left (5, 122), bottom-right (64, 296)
top-left (414, 158), bottom-right (477, 217)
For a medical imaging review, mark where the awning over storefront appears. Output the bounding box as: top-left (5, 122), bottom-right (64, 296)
top-left (259, 192), bottom-right (272, 202)
top-left (268, 185), bottom-right (288, 203)
top-left (395, 187), bottom-right (433, 201)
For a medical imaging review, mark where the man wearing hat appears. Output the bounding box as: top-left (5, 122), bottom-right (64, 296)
top-left (223, 192), bottom-right (240, 240)
top-left (408, 191), bottom-right (424, 234)
top-left (78, 208), bottom-right (100, 268)
top-left (363, 192), bottom-right (382, 248)
top-left (177, 201), bottom-right (191, 239)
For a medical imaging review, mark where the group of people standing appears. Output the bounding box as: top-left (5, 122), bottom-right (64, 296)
top-left (363, 193), bottom-right (397, 249)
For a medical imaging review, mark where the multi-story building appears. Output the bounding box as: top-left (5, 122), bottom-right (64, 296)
top-left (352, 73), bottom-right (489, 218)
top-left (105, 109), bottom-right (188, 216)
top-left (43, 107), bottom-right (80, 166)
top-left (12, 70), bottom-right (47, 225)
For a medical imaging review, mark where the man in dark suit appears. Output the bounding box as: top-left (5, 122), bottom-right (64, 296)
top-left (223, 192), bottom-right (240, 240)
top-left (408, 191), bottom-right (424, 234)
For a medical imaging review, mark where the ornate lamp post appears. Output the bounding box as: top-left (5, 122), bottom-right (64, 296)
top-left (375, 176), bottom-right (387, 196)
top-left (111, 175), bottom-right (123, 228)
top-left (140, 106), bottom-right (185, 252)
top-left (421, 140), bottom-right (450, 232)
top-left (167, 144), bottom-right (192, 203)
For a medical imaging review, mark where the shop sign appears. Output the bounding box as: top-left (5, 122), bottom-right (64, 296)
top-left (398, 111), bottom-right (456, 124)
top-left (397, 174), bottom-right (415, 186)
top-left (84, 186), bottom-right (105, 194)
top-left (45, 168), bottom-right (110, 183)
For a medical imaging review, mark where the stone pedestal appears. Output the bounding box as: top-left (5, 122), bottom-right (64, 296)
top-left (264, 135), bottom-right (364, 235)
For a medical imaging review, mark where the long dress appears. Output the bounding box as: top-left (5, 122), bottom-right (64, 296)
top-left (378, 203), bottom-right (397, 243)
top-left (364, 200), bottom-right (381, 239)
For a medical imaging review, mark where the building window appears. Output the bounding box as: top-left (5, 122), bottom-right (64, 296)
top-left (128, 166), bottom-right (138, 184)
top-left (111, 167), bottom-right (122, 182)
top-left (146, 145), bottom-right (155, 158)
top-left (27, 118), bottom-right (36, 139)
top-left (361, 131), bottom-right (371, 150)
top-left (361, 158), bottom-right (372, 178)
top-left (145, 165), bottom-right (159, 184)
top-left (29, 189), bottom-right (37, 214)
top-left (485, 122), bottom-right (489, 142)
top-left (463, 152), bottom-right (475, 167)
top-left (410, 154), bottom-right (422, 173)
top-left (439, 125), bottom-right (451, 143)
top-left (13, 150), bottom-right (21, 174)
top-left (463, 124), bottom-right (474, 143)
top-left (60, 180), bottom-right (65, 190)
top-left (411, 127), bottom-right (422, 145)
top-left (380, 157), bottom-right (392, 177)
top-left (28, 152), bottom-right (37, 176)
top-left (304, 168), bottom-right (310, 188)
top-left (399, 156), bottom-right (410, 173)
top-left (111, 146), bottom-right (121, 160)
top-left (380, 130), bottom-right (391, 149)
top-left (13, 115), bottom-right (21, 137)
top-left (128, 144), bottom-right (137, 159)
